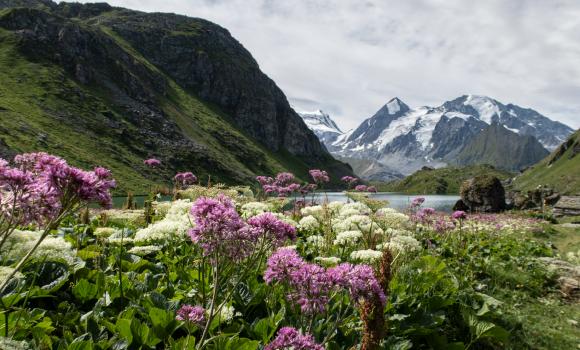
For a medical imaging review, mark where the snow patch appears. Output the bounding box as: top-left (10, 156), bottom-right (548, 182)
top-left (386, 99), bottom-right (401, 115)
top-left (464, 95), bottom-right (500, 124)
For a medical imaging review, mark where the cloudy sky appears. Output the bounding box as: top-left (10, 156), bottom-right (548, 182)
top-left (81, 0), bottom-right (580, 130)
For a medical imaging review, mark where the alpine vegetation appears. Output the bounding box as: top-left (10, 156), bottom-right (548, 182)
top-left (0, 154), bottom-right (577, 349)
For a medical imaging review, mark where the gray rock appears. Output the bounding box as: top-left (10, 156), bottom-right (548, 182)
top-left (459, 175), bottom-right (506, 212)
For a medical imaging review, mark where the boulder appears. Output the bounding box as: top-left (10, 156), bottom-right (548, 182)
top-left (553, 196), bottom-right (580, 217)
top-left (459, 175), bottom-right (506, 213)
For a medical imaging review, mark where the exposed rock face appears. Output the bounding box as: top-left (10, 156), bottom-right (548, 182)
top-left (455, 123), bottom-right (550, 172)
top-left (506, 187), bottom-right (560, 210)
top-left (553, 196), bottom-right (580, 217)
top-left (0, 0), bottom-right (352, 189)
top-left (95, 10), bottom-right (324, 158)
top-left (457, 175), bottom-right (506, 212)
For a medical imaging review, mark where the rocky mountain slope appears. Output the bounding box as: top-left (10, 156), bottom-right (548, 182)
top-left (304, 96), bottom-right (572, 176)
top-left (0, 0), bottom-right (352, 192)
top-left (454, 123), bottom-right (550, 171)
top-left (513, 129), bottom-right (580, 195)
top-left (297, 109), bottom-right (342, 145)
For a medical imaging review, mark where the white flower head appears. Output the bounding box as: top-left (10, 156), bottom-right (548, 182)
top-left (241, 202), bottom-right (271, 219)
top-left (306, 235), bottom-right (325, 249)
top-left (128, 245), bottom-right (162, 256)
top-left (350, 249), bottom-right (383, 263)
top-left (298, 215), bottom-right (320, 231)
top-left (334, 230), bottom-right (362, 246)
top-left (314, 256), bottom-right (341, 266)
top-left (301, 205), bottom-right (325, 220)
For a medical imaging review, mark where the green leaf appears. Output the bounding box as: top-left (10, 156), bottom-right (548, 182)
top-left (227, 338), bottom-right (259, 350)
top-left (116, 318), bottom-right (133, 344)
top-left (72, 279), bottom-right (99, 303)
top-left (68, 340), bottom-right (94, 350)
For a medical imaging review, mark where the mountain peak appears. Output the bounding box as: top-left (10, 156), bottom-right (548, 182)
top-left (385, 97), bottom-right (408, 115)
top-left (297, 109), bottom-right (343, 145)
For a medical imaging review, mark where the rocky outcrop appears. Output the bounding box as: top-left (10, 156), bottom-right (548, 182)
top-left (506, 187), bottom-right (561, 210)
top-left (553, 197), bottom-right (580, 217)
top-left (455, 175), bottom-right (506, 213)
top-left (537, 257), bottom-right (580, 298)
top-left (93, 9), bottom-right (325, 158)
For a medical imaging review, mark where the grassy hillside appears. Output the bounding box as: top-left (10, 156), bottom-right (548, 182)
top-left (513, 130), bottom-right (580, 195)
top-left (0, 4), bottom-right (351, 193)
top-left (374, 164), bottom-right (514, 194)
top-left (454, 123), bottom-right (549, 171)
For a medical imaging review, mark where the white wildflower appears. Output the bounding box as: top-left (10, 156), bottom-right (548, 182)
top-left (128, 245), bottom-right (162, 256)
top-left (101, 209), bottom-right (144, 225)
top-left (350, 249), bottom-right (383, 263)
top-left (327, 201), bottom-right (344, 214)
top-left (301, 205), bottom-right (325, 220)
top-left (94, 227), bottom-right (118, 238)
top-left (153, 201), bottom-right (172, 217)
top-left (134, 208), bottom-right (191, 245)
top-left (165, 199), bottom-right (193, 219)
top-left (298, 215), bottom-right (320, 231)
top-left (375, 211), bottom-right (409, 228)
top-left (376, 208), bottom-right (399, 215)
top-left (3, 230), bottom-right (82, 268)
top-left (306, 235), bottom-right (325, 249)
top-left (339, 202), bottom-right (370, 217)
top-left (315, 256), bottom-right (341, 266)
top-left (107, 235), bottom-right (134, 245)
top-left (379, 235), bottom-right (421, 254)
top-left (0, 266), bottom-right (24, 285)
top-left (240, 202), bottom-right (271, 218)
top-left (0, 337), bottom-right (29, 350)
top-left (334, 230), bottom-right (362, 246)
top-left (218, 305), bottom-right (236, 323)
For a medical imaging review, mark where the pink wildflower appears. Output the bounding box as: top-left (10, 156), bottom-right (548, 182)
top-left (309, 169), bottom-right (329, 184)
top-left (176, 305), bottom-right (206, 326)
top-left (143, 158), bottom-right (161, 167)
top-left (265, 327), bottom-right (323, 350)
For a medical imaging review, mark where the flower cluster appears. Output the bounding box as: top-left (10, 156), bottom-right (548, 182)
top-left (350, 249), bottom-right (383, 263)
top-left (451, 210), bottom-right (467, 220)
top-left (143, 158), bottom-right (161, 167)
top-left (240, 201), bottom-right (272, 218)
top-left (375, 208), bottom-right (410, 229)
top-left (411, 196), bottom-right (425, 208)
top-left (309, 169), bottom-right (329, 184)
top-left (298, 215), bottom-right (320, 231)
top-left (265, 247), bottom-right (386, 314)
top-left (188, 194), bottom-right (249, 259)
top-left (247, 212), bottom-right (296, 247)
top-left (341, 175), bottom-right (359, 186)
top-left (355, 184), bottom-right (368, 192)
top-left (176, 305), bottom-right (206, 326)
top-left (328, 263), bottom-right (386, 305)
top-left (174, 172), bottom-right (197, 189)
top-left (1, 153), bottom-right (115, 227)
top-left (256, 172), bottom-right (300, 197)
top-left (265, 327), bottom-right (324, 350)
top-left (135, 199), bottom-right (192, 244)
top-left (3, 229), bottom-right (83, 268)
top-left (188, 195), bottom-right (297, 260)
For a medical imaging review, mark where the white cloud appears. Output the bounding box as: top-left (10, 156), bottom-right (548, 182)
top-left (79, 0), bottom-right (580, 130)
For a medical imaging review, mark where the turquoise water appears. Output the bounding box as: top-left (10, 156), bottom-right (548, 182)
top-left (113, 192), bottom-right (459, 212)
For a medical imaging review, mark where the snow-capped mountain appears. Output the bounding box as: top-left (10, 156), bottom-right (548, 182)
top-left (323, 95), bottom-right (574, 175)
top-left (297, 109), bottom-right (343, 145)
